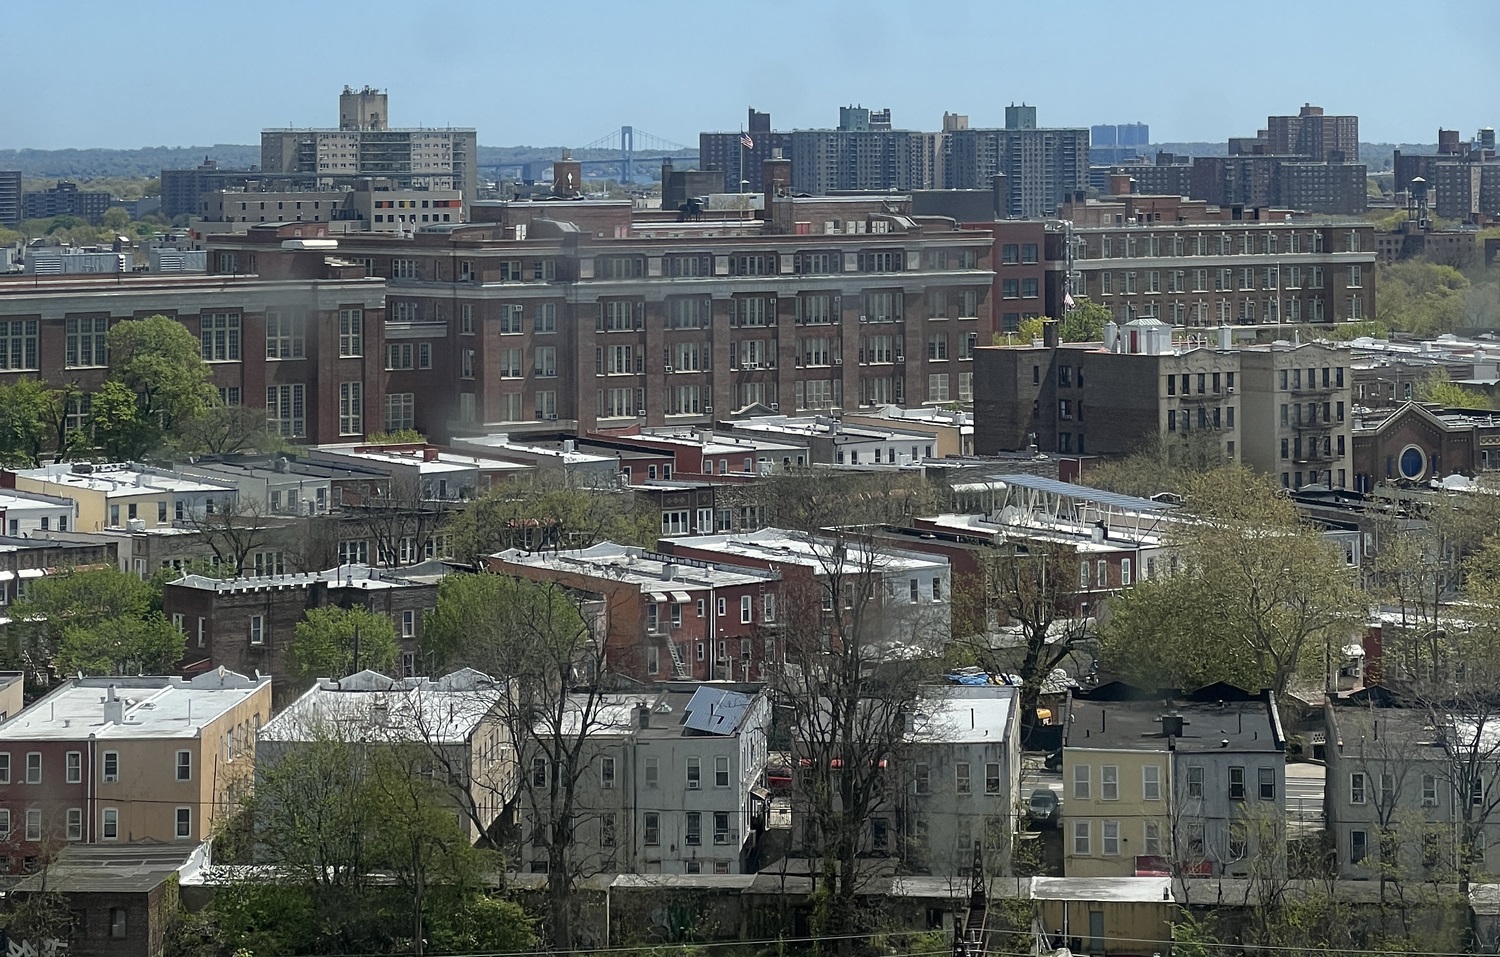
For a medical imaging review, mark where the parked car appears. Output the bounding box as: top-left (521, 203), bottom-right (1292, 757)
top-left (1028, 788), bottom-right (1061, 827)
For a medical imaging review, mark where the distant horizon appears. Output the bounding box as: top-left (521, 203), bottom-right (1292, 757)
top-left (4, 0), bottom-right (1496, 151)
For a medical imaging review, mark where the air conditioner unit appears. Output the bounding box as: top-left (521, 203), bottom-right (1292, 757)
top-left (765, 359), bottom-right (776, 369)
top-left (637, 409), bottom-right (647, 418)
top-left (687, 781), bottom-right (701, 791)
top-left (771, 403), bottom-right (780, 411)
top-left (833, 357), bottom-right (843, 365)
top-left (664, 365), bottom-right (674, 373)
top-left (704, 405), bottom-right (713, 414)
top-left (547, 413), bottom-right (559, 421)
top-left (1226, 386), bottom-right (1236, 394)
top-left (859, 315), bottom-right (869, 323)
top-left (895, 352), bottom-right (905, 362)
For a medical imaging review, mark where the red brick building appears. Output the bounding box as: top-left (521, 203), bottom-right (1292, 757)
top-left (0, 242), bottom-right (387, 446)
top-left (206, 192), bottom-right (996, 440)
top-left (488, 543), bottom-right (780, 682)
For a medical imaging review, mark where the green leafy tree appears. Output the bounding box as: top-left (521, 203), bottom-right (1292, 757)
top-left (0, 379), bottom-right (63, 466)
top-left (1015, 315), bottom-right (1047, 342)
top-left (1374, 261), bottom-right (1469, 336)
top-left (287, 606), bottom-right (399, 683)
top-left (56, 614), bottom-right (185, 676)
top-left (1416, 368), bottom-right (1493, 409)
top-left (9, 566), bottom-right (153, 675)
top-left (97, 315), bottom-right (216, 458)
top-left (100, 207), bottom-right (131, 231)
top-left (1100, 467), bottom-right (1360, 694)
top-left (1058, 298), bottom-right (1110, 342)
top-left (445, 477), bottom-right (659, 565)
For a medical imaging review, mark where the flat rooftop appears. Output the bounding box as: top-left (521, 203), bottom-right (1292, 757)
top-left (495, 543), bottom-right (778, 592)
top-left (1064, 693), bottom-right (1283, 753)
top-left (661, 527), bottom-right (948, 573)
top-left (15, 463), bottom-right (236, 497)
top-left (0, 671), bottom-right (268, 741)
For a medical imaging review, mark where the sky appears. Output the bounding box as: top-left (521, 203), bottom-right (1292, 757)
top-left (3, 0), bottom-right (1497, 151)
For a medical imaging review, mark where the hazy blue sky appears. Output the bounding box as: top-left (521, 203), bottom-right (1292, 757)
top-left (4, 0), bottom-right (1495, 150)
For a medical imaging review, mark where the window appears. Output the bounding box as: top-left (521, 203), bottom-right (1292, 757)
top-left (25, 809), bottom-right (40, 841)
top-left (642, 755), bottom-right (660, 788)
top-left (1142, 765), bottom-right (1160, 801)
top-left (200, 313), bottom-right (240, 361)
top-left (176, 750), bottom-right (191, 782)
top-left (66, 751), bottom-right (81, 784)
top-left (1095, 765), bottom-right (1118, 801)
top-left (102, 808), bottom-right (118, 840)
top-left (1350, 772), bottom-right (1366, 804)
top-left (1351, 829), bottom-right (1368, 864)
top-left (685, 811), bottom-right (702, 845)
top-left (102, 751), bottom-right (118, 783)
top-left (1144, 820), bottom-right (1162, 856)
top-left (249, 615), bottom-right (265, 645)
top-left (339, 382), bottom-right (363, 435)
top-left (531, 756), bottom-right (547, 787)
top-left (715, 754), bottom-right (730, 788)
top-left (1073, 763), bottom-right (1090, 800)
top-left (740, 595), bottom-right (752, 623)
top-left (265, 311), bottom-right (306, 359)
top-left (66, 317), bottom-right (108, 367)
top-left (985, 762), bottom-right (1002, 795)
top-left (267, 384), bottom-right (306, 438)
top-left (914, 762), bottom-right (931, 795)
top-left (1258, 767), bottom-right (1276, 801)
top-left (0, 319), bottom-right (38, 371)
top-left (644, 812), bottom-right (661, 845)
top-left (1423, 774), bottom-right (1439, 807)
top-left (1102, 820), bottom-right (1120, 856)
top-left (1072, 819), bottom-right (1091, 855)
top-left (1187, 766), bottom-right (1204, 799)
top-left (1229, 766), bottom-right (1246, 801)
top-left (176, 807), bottom-right (192, 839)
top-left (25, 752), bottom-right (40, 784)
top-left (0, 808), bottom-right (8, 838)
top-left (601, 812), bottom-right (617, 847)
top-left (956, 762), bottom-right (971, 794)
top-left (714, 811), bottom-right (732, 844)
top-left (686, 756), bottom-right (701, 789)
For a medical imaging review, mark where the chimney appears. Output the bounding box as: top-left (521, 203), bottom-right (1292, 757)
top-left (637, 703), bottom-right (651, 729)
top-left (422, 448), bottom-right (439, 462)
top-left (661, 563), bottom-right (678, 581)
top-left (1109, 173), bottom-right (1134, 197)
top-left (1160, 712), bottom-right (1185, 738)
top-left (762, 156), bottom-right (791, 201)
top-left (103, 685), bottom-right (125, 725)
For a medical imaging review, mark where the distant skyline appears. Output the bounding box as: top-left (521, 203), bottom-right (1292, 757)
top-left (4, 0), bottom-right (1496, 151)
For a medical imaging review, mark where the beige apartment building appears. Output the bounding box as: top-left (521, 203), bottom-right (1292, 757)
top-left (0, 670), bottom-right (271, 871)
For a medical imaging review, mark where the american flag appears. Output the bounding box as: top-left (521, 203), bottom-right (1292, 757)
top-left (740, 133), bottom-right (754, 150)
top-left (1063, 291), bottom-right (1076, 309)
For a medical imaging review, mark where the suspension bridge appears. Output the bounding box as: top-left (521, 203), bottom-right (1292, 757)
top-left (577, 126), bottom-right (697, 184)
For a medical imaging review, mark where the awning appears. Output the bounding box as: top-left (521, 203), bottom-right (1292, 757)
top-left (0, 571), bottom-right (14, 581)
top-left (18, 569), bottom-right (45, 579)
top-left (669, 590), bottom-right (692, 603)
top-left (750, 785), bottom-right (772, 803)
top-left (648, 592), bottom-right (669, 603)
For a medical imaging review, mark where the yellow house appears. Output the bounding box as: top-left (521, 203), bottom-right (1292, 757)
top-left (1061, 693), bottom-right (1179, 878)
top-left (0, 670), bottom-right (271, 867)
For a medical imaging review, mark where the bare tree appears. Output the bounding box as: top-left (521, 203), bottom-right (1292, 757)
top-left (345, 476), bottom-right (456, 569)
top-left (963, 541), bottom-right (1096, 736)
top-left (185, 495), bottom-right (285, 573)
top-left (761, 471), bottom-right (947, 948)
top-left (423, 572), bottom-right (617, 951)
